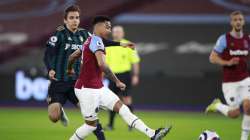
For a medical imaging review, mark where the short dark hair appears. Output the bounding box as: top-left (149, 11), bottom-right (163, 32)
top-left (230, 10), bottom-right (244, 19)
top-left (92, 15), bottom-right (111, 26)
top-left (64, 5), bottom-right (81, 19)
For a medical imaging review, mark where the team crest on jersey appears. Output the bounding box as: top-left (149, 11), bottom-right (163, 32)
top-left (230, 42), bottom-right (234, 47)
top-left (244, 40), bottom-right (249, 49)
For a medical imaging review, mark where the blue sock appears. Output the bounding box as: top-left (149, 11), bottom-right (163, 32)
top-left (93, 122), bottom-right (106, 140)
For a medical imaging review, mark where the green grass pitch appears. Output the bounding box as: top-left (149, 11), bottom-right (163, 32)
top-left (0, 107), bottom-right (241, 140)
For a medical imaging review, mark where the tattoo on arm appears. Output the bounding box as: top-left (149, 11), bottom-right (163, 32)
top-left (103, 66), bottom-right (119, 83)
top-left (67, 49), bottom-right (81, 70)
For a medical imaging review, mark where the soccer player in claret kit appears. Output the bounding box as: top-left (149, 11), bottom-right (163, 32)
top-left (44, 5), bottom-right (134, 140)
top-left (206, 11), bottom-right (250, 140)
top-left (67, 16), bottom-right (172, 140)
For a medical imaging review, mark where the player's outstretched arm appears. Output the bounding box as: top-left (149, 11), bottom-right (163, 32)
top-left (95, 51), bottom-right (126, 91)
top-left (102, 38), bottom-right (135, 49)
top-left (67, 49), bottom-right (81, 75)
top-left (209, 50), bottom-right (239, 66)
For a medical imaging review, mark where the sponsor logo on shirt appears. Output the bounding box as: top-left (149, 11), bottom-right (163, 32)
top-left (229, 50), bottom-right (248, 56)
top-left (65, 43), bottom-right (82, 50)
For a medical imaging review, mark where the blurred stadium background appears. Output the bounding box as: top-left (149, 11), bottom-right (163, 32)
top-left (0, 0), bottom-right (250, 139)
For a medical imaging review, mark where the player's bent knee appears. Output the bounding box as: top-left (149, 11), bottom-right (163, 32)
top-left (49, 115), bottom-right (59, 123)
top-left (113, 100), bottom-right (123, 113)
top-left (48, 103), bottom-right (61, 122)
top-left (122, 96), bottom-right (132, 105)
top-left (244, 107), bottom-right (250, 115)
top-left (85, 120), bottom-right (97, 127)
top-left (48, 109), bottom-right (61, 122)
top-left (243, 101), bottom-right (250, 115)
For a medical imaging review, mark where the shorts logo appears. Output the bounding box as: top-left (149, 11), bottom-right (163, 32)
top-left (85, 115), bottom-right (93, 119)
top-left (230, 97), bottom-right (235, 102)
top-left (95, 107), bottom-right (99, 113)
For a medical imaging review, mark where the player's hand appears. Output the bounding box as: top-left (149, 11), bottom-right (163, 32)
top-left (120, 42), bottom-right (135, 50)
top-left (116, 80), bottom-right (126, 91)
top-left (132, 75), bottom-right (139, 86)
top-left (67, 68), bottom-right (75, 76)
top-left (48, 69), bottom-right (58, 81)
top-left (226, 57), bottom-right (240, 66)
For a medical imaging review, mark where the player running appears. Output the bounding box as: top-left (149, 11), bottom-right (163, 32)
top-left (206, 11), bottom-right (250, 140)
top-left (67, 15), bottom-right (172, 140)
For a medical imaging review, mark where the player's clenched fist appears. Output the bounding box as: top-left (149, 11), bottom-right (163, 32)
top-left (227, 57), bottom-right (240, 66)
top-left (66, 68), bottom-right (75, 76)
top-left (116, 81), bottom-right (126, 91)
top-left (48, 69), bottom-right (58, 81)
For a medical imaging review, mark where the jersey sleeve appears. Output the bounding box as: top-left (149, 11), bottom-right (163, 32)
top-left (213, 34), bottom-right (226, 54)
top-left (46, 31), bottom-right (61, 48)
top-left (43, 31), bottom-right (61, 71)
top-left (129, 49), bottom-right (140, 64)
top-left (102, 38), bottom-right (120, 47)
top-left (89, 36), bottom-right (105, 53)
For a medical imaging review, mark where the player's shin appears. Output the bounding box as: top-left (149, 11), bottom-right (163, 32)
top-left (70, 123), bottom-right (97, 140)
top-left (118, 104), bottom-right (155, 138)
top-left (241, 115), bottom-right (250, 140)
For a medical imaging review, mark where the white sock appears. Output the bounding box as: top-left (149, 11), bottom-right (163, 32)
top-left (118, 105), bottom-right (155, 138)
top-left (215, 102), bottom-right (230, 116)
top-left (69, 124), bottom-right (97, 140)
top-left (241, 115), bottom-right (250, 140)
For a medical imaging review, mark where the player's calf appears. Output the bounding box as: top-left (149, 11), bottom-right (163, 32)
top-left (70, 120), bottom-right (98, 140)
top-left (243, 99), bottom-right (250, 115)
top-left (241, 100), bottom-right (250, 140)
top-left (113, 100), bottom-right (171, 139)
top-left (70, 123), bottom-right (97, 140)
top-left (228, 109), bottom-right (241, 119)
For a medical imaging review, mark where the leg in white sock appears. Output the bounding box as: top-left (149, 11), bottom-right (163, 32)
top-left (118, 104), bottom-right (155, 138)
top-left (241, 98), bottom-right (250, 140)
top-left (241, 115), bottom-right (250, 140)
top-left (215, 103), bottom-right (230, 116)
top-left (70, 123), bottom-right (97, 140)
